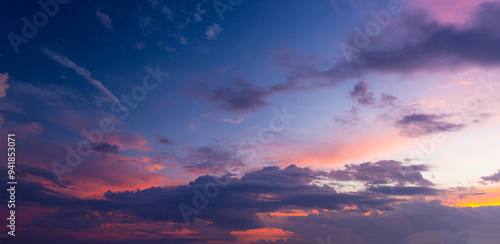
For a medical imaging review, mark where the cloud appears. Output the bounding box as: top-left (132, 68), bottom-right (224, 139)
top-left (193, 3), bottom-right (206, 22)
top-left (330, 160), bottom-right (434, 186)
top-left (167, 143), bottom-right (246, 174)
top-left (17, 164), bottom-right (72, 186)
top-left (205, 23), bottom-right (223, 40)
top-left (9, 122), bottom-right (44, 138)
top-left (481, 170), bottom-right (500, 183)
top-left (103, 130), bottom-right (152, 152)
top-left (11, 161), bottom-right (498, 244)
top-left (191, 79), bottom-right (274, 113)
top-left (330, 2), bottom-right (500, 79)
top-left (43, 48), bottom-right (123, 108)
top-left (277, 199), bottom-right (500, 244)
top-left (191, 1), bottom-right (500, 115)
top-left (0, 72), bottom-right (9, 98)
top-left (221, 116), bottom-right (246, 124)
top-left (98, 164), bottom-right (401, 228)
top-left (96, 11), bottom-right (113, 29)
top-left (381, 93), bottom-right (398, 106)
top-left (368, 186), bottom-right (442, 195)
top-left (156, 136), bottom-right (174, 145)
top-left (132, 42), bottom-right (146, 50)
top-left (256, 2), bottom-right (500, 109)
top-left (91, 142), bottom-right (121, 154)
top-left (396, 113), bottom-right (465, 137)
top-left (161, 5), bottom-right (175, 20)
top-left (0, 98), bottom-right (23, 113)
top-left (171, 33), bottom-right (189, 45)
top-left (350, 81), bottom-right (375, 106)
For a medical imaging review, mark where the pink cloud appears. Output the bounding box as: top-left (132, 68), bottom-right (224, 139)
top-left (11, 122), bottom-right (44, 138)
top-left (0, 73), bottom-right (10, 98)
top-left (221, 116), bottom-right (246, 124)
top-left (409, 0), bottom-right (500, 24)
top-left (104, 131), bottom-right (152, 152)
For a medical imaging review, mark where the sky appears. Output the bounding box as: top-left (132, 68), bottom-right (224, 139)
top-left (1, 0), bottom-right (500, 243)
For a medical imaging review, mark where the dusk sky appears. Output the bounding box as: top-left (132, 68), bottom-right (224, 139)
top-left (1, 0), bottom-right (500, 243)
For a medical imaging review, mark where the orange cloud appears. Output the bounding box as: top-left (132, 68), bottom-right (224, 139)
top-left (257, 209), bottom-right (319, 217)
top-left (230, 228), bottom-right (295, 244)
top-left (444, 187), bottom-right (500, 207)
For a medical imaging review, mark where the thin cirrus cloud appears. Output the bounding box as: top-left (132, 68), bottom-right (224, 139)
top-left (42, 48), bottom-right (123, 108)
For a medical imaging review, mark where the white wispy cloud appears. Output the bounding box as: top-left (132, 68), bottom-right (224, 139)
top-left (193, 3), bottom-right (206, 22)
top-left (204, 23), bottom-right (223, 40)
top-left (43, 48), bottom-right (123, 108)
top-left (221, 116), bottom-right (246, 124)
top-left (171, 33), bottom-right (189, 45)
top-left (96, 11), bottom-right (113, 29)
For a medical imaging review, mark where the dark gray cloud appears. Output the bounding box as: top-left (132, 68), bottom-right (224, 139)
top-left (368, 186), bottom-right (442, 196)
top-left (330, 160), bottom-right (433, 186)
top-left (191, 79), bottom-right (274, 113)
top-left (167, 143), bottom-right (246, 174)
top-left (91, 142), bottom-right (121, 154)
top-left (396, 113), bottom-right (465, 137)
top-left (156, 136), bottom-right (174, 145)
top-left (16, 164), bottom-right (73, 187)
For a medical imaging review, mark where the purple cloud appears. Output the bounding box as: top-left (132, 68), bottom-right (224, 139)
top-left (481, 170), bottom-right (500, 183)
top-left (396, 113), bottom-right (465, 137)
top-left (350, 81), bottom-right (375, 106)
